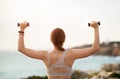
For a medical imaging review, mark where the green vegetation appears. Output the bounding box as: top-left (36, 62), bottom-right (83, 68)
top-left (108, 72), bottom-right (120, 78)
top-left (21, 75), bottom-right (48, 79)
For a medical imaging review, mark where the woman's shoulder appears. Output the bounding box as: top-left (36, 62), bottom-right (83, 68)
top-left (66, 48), bottom-right (73, 52)
top-left (65, 49), bottom-right (74, 55)
top-left (37, 50), bottom-right (49, 55)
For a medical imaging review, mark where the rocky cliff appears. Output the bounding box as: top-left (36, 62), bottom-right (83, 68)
top-left (71, 41), bottom-right (120, 56)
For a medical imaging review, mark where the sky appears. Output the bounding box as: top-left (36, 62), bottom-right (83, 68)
top-left (0, 0), bottom-right (120, 51)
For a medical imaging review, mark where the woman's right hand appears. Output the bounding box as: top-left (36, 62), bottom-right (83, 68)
top-left (90, 21), bottom-right (99, 28)
top-left (19, 21), bottom-right (29, 31)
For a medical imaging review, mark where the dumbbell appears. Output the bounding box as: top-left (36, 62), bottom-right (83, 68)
top-left (17, 23), bottom-right (29, 27)
top-left (88, 21), bottom-right (100, 27)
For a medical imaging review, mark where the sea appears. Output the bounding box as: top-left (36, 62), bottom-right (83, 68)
top-left (0, 50), bottom-right (120, 79)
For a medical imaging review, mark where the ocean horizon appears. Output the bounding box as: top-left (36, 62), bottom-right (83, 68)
top-left (0, 50), bottom-right (120, 79)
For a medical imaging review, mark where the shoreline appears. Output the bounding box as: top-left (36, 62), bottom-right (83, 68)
top-left (22, 63), bottom-right (120, 79)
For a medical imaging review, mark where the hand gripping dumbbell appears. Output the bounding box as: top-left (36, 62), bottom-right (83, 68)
top-left (17, 23), bottom-right (29, 27)
top-left (88, 21), bottom-right (100, 27)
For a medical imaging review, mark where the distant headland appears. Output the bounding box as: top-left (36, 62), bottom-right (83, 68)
top-left (71, 41), bottom-right (120, 56)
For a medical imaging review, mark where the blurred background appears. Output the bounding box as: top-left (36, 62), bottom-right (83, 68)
top-left (0, 0), bottom-right (120, 79)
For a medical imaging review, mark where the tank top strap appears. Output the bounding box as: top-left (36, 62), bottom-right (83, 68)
top-left (62, 50), bottom-right (68, 58)
top-left (47, 51), bottom-right (50, 66)
top-left (59, 50), bottom-right (69, 63)
top-left (47, 49), bottom-right (69, 66)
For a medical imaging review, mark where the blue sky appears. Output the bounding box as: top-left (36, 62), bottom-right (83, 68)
top-left (0, 0), bottom-right (120, 50)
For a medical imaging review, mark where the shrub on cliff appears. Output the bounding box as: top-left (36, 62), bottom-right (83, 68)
top-left (108, 72), bottom-right (120, 78)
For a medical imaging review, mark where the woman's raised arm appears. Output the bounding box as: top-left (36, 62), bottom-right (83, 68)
top-left (71, 21), bottom-right (100, 59)
top-left (18, 22), bottom-right (47, 60)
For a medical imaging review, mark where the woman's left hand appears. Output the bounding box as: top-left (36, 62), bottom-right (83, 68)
top-left (19, 21), bottom-right (29, 31)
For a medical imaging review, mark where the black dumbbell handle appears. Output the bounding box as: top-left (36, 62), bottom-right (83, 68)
top-left (88, 21), bottom-right (100, 27)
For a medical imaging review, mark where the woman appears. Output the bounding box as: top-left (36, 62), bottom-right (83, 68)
top-left (18, 21), bottom-right (100, 79)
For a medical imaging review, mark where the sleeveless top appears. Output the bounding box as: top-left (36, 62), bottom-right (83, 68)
top-left (47, 50), bottom-right (72, 77)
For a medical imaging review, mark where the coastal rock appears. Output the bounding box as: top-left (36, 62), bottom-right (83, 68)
top-left (90, 71), bottom-right (120, 79)
top-left (90, 64), bottom-right (120, 79)
top-left (71, 70), bottom-right (88, 79)
top-left (101, 64), bottom-right (120, 72)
